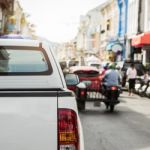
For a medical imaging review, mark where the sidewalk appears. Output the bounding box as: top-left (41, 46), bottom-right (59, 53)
top-left (121, 91), bottom-right (149, 100)
top-left (120, 91), bottom-right (150, 115)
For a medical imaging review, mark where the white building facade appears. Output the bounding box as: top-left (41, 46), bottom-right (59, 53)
top-left (126, 0), bottom-right (139, 60)
top-left (142, 0), bottom-right (150, 66)
top-left (127, 0), bottom-right (150, 66)
top-left (143, 0), bottom-right (150, 32)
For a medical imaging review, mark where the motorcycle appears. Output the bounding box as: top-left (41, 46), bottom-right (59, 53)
top-left (103, 85), bottom-right (120, 112)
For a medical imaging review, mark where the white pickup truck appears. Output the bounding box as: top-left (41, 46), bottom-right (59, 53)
top-left (0, 38), bottom-right (84, 150)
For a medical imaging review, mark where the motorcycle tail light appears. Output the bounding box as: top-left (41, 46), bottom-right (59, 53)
top-left (80, 90), bottom-right (85, 96)
top-left (111, 86), bottom-right (117, 90)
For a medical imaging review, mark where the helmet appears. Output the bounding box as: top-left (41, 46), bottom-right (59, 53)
top-left (108, 63), bottom-right (116, 69)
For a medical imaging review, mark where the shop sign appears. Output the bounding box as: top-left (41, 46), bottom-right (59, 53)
top-left (112, 44), bottom-right (123, 53)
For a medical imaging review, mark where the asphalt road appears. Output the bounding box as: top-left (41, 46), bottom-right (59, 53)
top-left (79, 92), bottom-right (150, 150)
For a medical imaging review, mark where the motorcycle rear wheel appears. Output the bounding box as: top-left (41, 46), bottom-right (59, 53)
top-left (110, 105), bottom-right (115, 112)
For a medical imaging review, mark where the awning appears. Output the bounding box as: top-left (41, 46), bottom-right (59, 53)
top-left (132, 32), bottom-right (150, 47)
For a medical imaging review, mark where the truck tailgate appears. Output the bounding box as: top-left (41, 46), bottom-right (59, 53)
top-left (0, 92), bottom-right (58, 150)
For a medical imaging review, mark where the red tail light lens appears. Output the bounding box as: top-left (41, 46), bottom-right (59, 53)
top-left (58, 109), bottom-right (79, 150)
top-left (80, 90), bottom-right (85, 96)
top-left (111, 86), bottom-right (117, 90)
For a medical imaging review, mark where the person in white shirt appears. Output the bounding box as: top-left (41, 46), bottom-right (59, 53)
top-left (126, 63), bottom-right (137, 96)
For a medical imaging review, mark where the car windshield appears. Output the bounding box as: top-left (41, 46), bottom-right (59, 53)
top-left (0, 46), bottom-right (52, 75)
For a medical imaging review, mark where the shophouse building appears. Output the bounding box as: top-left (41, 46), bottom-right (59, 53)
top-left (99, 0), bottom-right (119, 62)
top-left (76, 0), bottom-right (119, 62)
top-left (100, 0), bottom-right (128, 62)
top-left (0, 0), bottom-right (14, 34)
top-left (76, 6), bottom-right (103, 64)
top-left (76, 16), bottom-right (87, 51)
top-left (126, 0), bottom-right (139, 60)
top-left (128, 0), bottom-right (150, 66)
top-left (84, 8), bottom-right (101, 56)
top-left (3, 0), bottom-right (35, 38)
top-left (76, 15), bottom-right (89, 61)
top-left (11, 0), bottom-right (35, 37)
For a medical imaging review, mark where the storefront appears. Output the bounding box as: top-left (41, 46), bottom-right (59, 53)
top-left (132, 32), bottom-right (150, 66)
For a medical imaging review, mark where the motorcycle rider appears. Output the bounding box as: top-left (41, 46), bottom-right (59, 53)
top-left (101, 63), bottom-right (121, 109)
top-left (102, 63), bottom-right (121, 93)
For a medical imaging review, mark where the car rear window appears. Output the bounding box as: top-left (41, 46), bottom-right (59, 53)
top-left (75, 70), bottom-right (99, 77)
top-left (0, 46), bottom-right (52, 75)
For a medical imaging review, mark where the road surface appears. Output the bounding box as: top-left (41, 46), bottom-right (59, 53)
top-left (79, 92), bottom-right (150, 150)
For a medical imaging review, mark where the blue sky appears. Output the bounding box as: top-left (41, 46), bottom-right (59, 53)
top-left (19, 0), bottom-right (106, 42)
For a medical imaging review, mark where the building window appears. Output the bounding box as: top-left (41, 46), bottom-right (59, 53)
top-left (101, 29), bottom-right (105, 34)
top-left (107, 19), bottom-right (111, 30)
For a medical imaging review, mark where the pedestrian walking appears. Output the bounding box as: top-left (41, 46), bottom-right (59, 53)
top-left (126, 63), bottom-right (137, 96)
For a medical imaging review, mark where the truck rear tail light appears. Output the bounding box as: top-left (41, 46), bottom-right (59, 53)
top-left (58, 109), bottom-right (79, 150)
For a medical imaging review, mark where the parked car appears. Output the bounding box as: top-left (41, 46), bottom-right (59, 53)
top-left (121, 60), bottom-right (146, 87)
top-left (0, 36), bottom-right (84, 150)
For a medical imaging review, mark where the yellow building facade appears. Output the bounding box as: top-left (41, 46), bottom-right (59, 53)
top-left (6, 0), bottom-right (35, 38)
top-left (99, 0), bottom-right (118, 61)
top-left (0, 0), bottom-right (14, 34)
